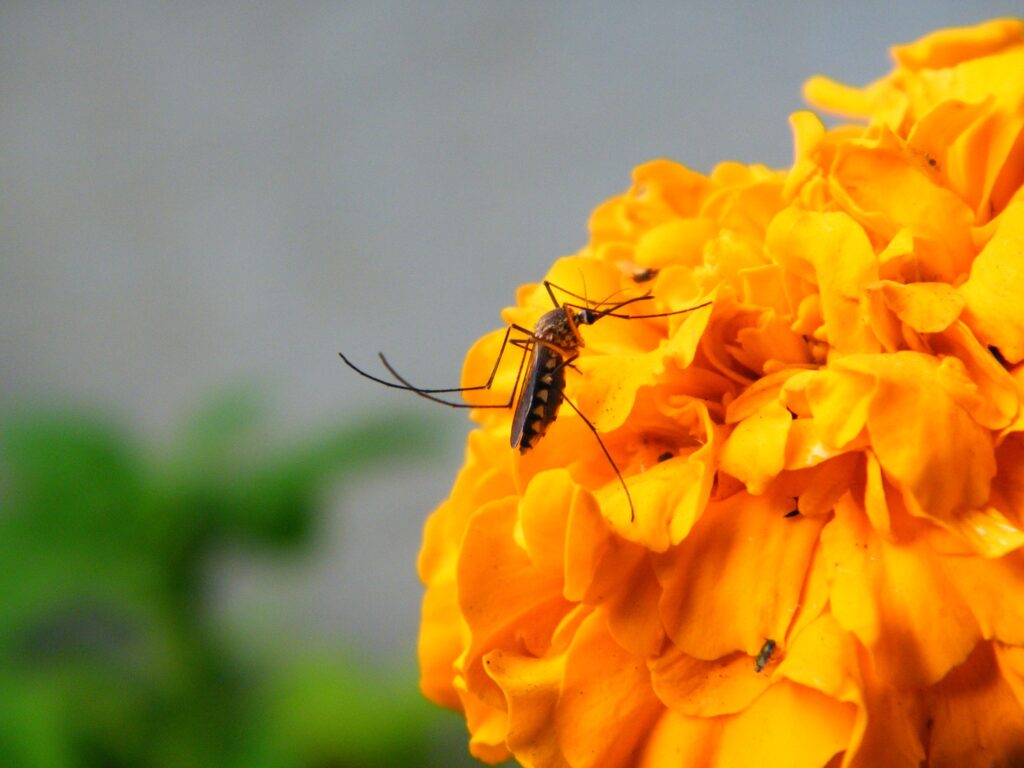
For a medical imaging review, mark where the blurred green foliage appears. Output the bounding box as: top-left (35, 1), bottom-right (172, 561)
top-left (0, 391), bottom-right (482, 768)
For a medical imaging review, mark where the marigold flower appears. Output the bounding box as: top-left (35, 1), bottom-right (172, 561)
top-left (417, 19), bottom-right (1024, 767)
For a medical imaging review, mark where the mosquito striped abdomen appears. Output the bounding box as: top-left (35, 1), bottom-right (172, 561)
top-left (510, 307), bottom-right (581, 453)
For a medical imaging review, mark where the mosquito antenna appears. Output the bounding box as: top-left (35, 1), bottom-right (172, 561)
top-left (560, 394), bottom-right (636, 522)
top-left (598, 299), bottom-right (713, 320)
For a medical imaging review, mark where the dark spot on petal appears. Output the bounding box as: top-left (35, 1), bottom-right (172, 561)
top-left (632, 268), bottom-right (658, 283)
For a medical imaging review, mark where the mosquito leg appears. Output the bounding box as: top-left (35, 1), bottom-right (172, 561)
top-left (374, 325), bottom-right (515, 395)
top-left (560, 394), bottom-right (636, 522)
top-left (544, 280), bottom-right (594, 307)
top-left (378, 337), bottom-right (531, 410)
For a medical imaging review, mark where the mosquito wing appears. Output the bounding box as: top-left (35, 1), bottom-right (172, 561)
top-left (510, 344), bottom-right (540, 450)
top-left (510, 343), bottom-right (565, 453)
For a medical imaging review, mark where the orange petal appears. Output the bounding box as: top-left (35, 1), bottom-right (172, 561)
top-left (461, 691), bottom-right (514, 764)
top-left (657, 490), bottom-right (829, 660)
top-left (940, 550), bottom-right (1024, 645)
top-left (930, 321), bottom-right (1020, 432)
top-left (714, 681), bottom-right (854, 767)
top-left (457, 497), bottom-right (570, 707)
top-left (640, 692), bottom-right (856, 768)
top-left (776, 612), bottom-right (859, 704)
top-left (600, 551), bottom-right (667, 657)
top-left (780, 614), bottom-right (927, 768)
top-left (575, 351), bottom-right (663, 434)
top-left (836, 353), bottom-right (996, 526)
top-left (563, 480), bottom-right (615, 601)
top-left (418, 578), bottom-right (466, 709)
top-left (484, 649), bottom-right (569, 768)
top-left (649, 645), bottom-right (771, 718)
top-left (923, 642), bottom-right (1024, 768)
top-left (821, 496), bottom-right (980, 688)
top-left (995, 642), bottom-right (1024, 711)
top-left (557, 612), bottom-right (664, 768)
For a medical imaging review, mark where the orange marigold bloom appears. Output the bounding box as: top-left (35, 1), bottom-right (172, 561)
top-left (417, 19), bottom-right (1024, 767)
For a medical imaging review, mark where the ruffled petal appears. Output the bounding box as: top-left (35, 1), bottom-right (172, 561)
top-left (822, 497), bottom-right (980, 688)
top-left (959, 200), bottom-right (1024, 363)
top-left (923, 642), bottom-right (1024, 768)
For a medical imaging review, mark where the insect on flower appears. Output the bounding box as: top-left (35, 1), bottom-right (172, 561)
top-left (339, 280), bottom-right (709, 521)
top-left (755, 639), bottom-right (777, 673)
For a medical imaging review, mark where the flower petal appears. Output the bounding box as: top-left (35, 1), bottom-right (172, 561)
top-left (959, 200), bottom-right (1024, 363)
top-left (657, 490), bottom-right (829, 660)
top-left (923, 642), bottom-right (1024, 768)
top-left (767, 208), bottom-right (881, 354)
top-left (836, 353), bottom-right (997, 526)
top-left (557, 612), bottom-right (663, 768)
top-left (484, 649), bottom-right (569, 768)
top-left (649, 645), bottom-right (771, 718)
top-left (822, 496), bottom-right (980, 688)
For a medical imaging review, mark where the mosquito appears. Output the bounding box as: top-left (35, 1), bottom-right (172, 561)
top-left (339, 280), bottom-right (709, 521)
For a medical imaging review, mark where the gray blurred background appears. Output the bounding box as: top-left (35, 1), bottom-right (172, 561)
top-left (1, 0), bottom-right (1017, 689)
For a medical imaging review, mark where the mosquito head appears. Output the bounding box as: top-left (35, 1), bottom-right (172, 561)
top-left (575, 306), bottom-right (600, 326)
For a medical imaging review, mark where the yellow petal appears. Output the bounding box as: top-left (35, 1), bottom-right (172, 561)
top-left (891, 18), bottom-right (1024, 70)
top-left (635, 218), bottom-right (717, 271)
top-left (718, 399), bottom-right (792, 494)
top-left (803, 75), bottom-right (889, 120)
top-left (767, 207), bottom-right (881, 354)
top-left (798, 367), bottom-right (873, 450)
top-left (959, 200), bottom-right (1024, 363)
top-left (827, 137), bottom-right (975, 283)
top-left (864, 280), bottom-right (964, 333)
